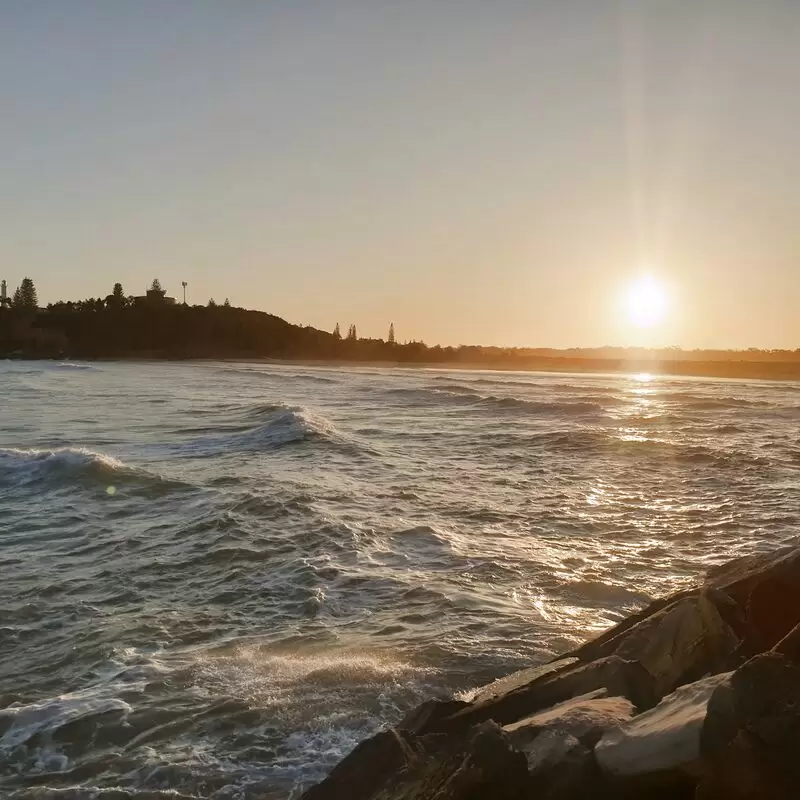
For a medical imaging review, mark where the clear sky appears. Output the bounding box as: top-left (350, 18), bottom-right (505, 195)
top-left (1, 2), bottom-right (798, 349)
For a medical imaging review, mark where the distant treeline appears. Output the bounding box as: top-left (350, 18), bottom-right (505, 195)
top-left (1, 279), bottom-right (799, 379)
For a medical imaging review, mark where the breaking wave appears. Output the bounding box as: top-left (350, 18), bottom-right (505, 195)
top-left (0, 447), bottom-right (186, 493)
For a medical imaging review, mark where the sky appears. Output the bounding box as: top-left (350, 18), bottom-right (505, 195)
top-left (1, 1), bottom-right (798, 349)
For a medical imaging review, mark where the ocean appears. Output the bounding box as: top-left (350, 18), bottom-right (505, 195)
top-left (1, 360), bottom-right (798, 798)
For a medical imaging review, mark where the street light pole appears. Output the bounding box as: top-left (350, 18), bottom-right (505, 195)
top-left (181, 281), bottom-right (187, 305)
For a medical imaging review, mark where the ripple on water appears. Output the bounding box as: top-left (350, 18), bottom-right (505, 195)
top-left (1, 362), bottom-right (798, 796)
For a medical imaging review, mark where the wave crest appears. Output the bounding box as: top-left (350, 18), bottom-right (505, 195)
top-left (0, 447), bottom-right (183, 493)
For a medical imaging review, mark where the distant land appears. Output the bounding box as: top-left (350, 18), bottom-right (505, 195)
top-left (1, 280), bottom-right (799, 381)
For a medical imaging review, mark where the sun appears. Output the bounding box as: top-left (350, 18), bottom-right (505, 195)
top-left (624, 275), bottom-right (668, 328)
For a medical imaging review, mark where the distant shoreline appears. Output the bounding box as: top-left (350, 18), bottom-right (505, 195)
top-left (199, 355), bottom-right (800, 381)
top-left (5, 354), bottom-right (800, 382)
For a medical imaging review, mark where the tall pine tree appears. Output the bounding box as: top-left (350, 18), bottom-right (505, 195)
top-left (13, 277), bottom-right (38, 310)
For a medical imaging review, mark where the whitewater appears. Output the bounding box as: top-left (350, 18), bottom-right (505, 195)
top-left (1, 360), bottom-right (798, 798)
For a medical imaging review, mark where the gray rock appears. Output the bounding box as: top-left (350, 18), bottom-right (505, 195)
top-left (609, 592), bottom-right (739, 698)
top-left (504, 689), bottom-right (635, 748)
top-left (697, 652), bottom-right (800, 799)
top-left (420, 656), bottom-right (655, 734)
top-left (705, 539), bottom-right (800, 651)
top-left (302, 727), bottom-right (423, 800)
top-left (595, 671), bottom-right (731, 780)
top-left (375, 722), bottom-right (532, 800)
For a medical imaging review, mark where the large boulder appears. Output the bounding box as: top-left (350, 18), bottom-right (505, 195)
top-left (696, 652), bottom-right (800, 799)
top-left (378, 722), bottom-right (532, 800)
top-left (595, 672), bottom-right (731, 791)
top-left (515, 729), bottom-right (598, 800)
top-left (567, 592), bottom-right (739, 700)
top-left (415, 656), bottom-right (655, 735)
top-left (302, 722), bottom-right (532, 800)
top-left (705, 539), bottom-right (800, 651)
top-left (302, 727), bottom-right (423, 800)
top-left (503, 689), bottom-right (635, 748)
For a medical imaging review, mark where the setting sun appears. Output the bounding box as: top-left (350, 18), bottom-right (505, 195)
top-left (624, 275), bottom-right (669, 329)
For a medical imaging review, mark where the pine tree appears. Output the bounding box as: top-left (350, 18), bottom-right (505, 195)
top-left (333, 323), bottom-right (341, 340)
top-left (208, 298), bottom-right (217, 307)
top-left (223, 298), bottom-right (231, 308)
top-left (388, 322), bottom-right (395, 344)
top-left (150, 278), bottom-right (164, 294)
top-left (347, 324), bottom-right (357, 341)
top-left (13, 277), bottom-right (38, 310)
top-left (110, 282), bottom-right (125, 309)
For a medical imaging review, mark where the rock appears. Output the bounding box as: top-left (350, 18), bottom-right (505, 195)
top-left (503, 689), bottom-right (636, 748)
top-left (301, 727), bottom-right (423, 800)
top-left (565, 591), bottom-right (739, 700)
top-left (772, 620), bottom-right (800, 664)
top-left (518, 729), bottom-right (598, 800)
top-left (469, 658), bottom-right (579, 705)
top-left (609, 592), bottom-right (739, 698)
top-left (697, 653), bottom-right (800, 799)
top-left (378, 721), bottom-right (532, 800)
top-left (398, 697), bottom-right (470, 736)
top-left (416, 656), bottom-right (654, 735)
top-left (706, 539), bottom-right (800, 651)
top-left (595, 672), bottom-right (731, 786)
top-left (565, 587), bottom-right (700, 664)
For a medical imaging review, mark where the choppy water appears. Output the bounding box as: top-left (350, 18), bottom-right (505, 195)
top-left (1, 360), bottom-right (799, 798)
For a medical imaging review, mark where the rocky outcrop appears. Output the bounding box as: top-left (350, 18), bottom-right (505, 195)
top-left (301, 540), bottom-right (800, 800)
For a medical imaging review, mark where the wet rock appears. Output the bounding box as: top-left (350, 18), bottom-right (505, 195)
top-left (469, 658), bottom-right (578, 705)
top-left (595, 672), bottom-right (731, 788)
top-left (399, 659), bottom-right (579, 737)
top-left (301, 727), bottom-right (423, 800)
top-left (398, 697), bottom-right (469, 736)
top-left (697, 653), bottom-right (800, 799)
top-left (418, 656), bottom-right (655, 735)
top-left (503, 689), bottom-right (635, 748)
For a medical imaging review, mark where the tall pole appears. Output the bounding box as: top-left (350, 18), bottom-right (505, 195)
top-left (182, 281), bottom-right (187, 305)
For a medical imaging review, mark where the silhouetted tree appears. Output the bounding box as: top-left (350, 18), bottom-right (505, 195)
top-left (333, 323), bottom-right (341, 340)
top-left (107, 282), bottom-right (126, 310)
top-left (388, 322), bottom-right (395, 344)
top-left (223, 298), bottom-right (231, 308)
top-left (12, 277), bottom-right (38, 310)
top-left (347, 324), bottom-right (357, 341)
top-left (208, 298), bottom-right (217, 307)
top-left (150, 278), bottom-right (163, 294)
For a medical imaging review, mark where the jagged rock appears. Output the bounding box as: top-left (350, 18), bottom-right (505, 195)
top-left (566, 588), bottom-right (700, 664)
top-left (696, 653), bottom-right (800, 799)
top-left (595, 672), bottom-right (731, 790)
top-left (705, 539), bottom-right (800, 651)
top-left (398, 698), bottom-right (469, 736)
top-left (470, 658), bottom-right (579, 705)
top-left (611, 592), bottom-right (739, 698)
top-left (302, 722), bottom-right (531, 800)
top-left (503, 689), bottom-right (635, 748)
top-left (302, 727), bottom-right (423, 800)
top-left (517, 729), bottom-right (598, 800)
top-left (772, 620), bottom-right (800, 664)
top-left (415, 656), bottom-right (654, 735)
top-left (565, 592), bottom-right (739, 700)
top-left (377, 722), bottom-right (531, 800)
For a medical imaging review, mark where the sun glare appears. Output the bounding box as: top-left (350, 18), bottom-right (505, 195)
top-left (624, 275), bottom-right (668, 328)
